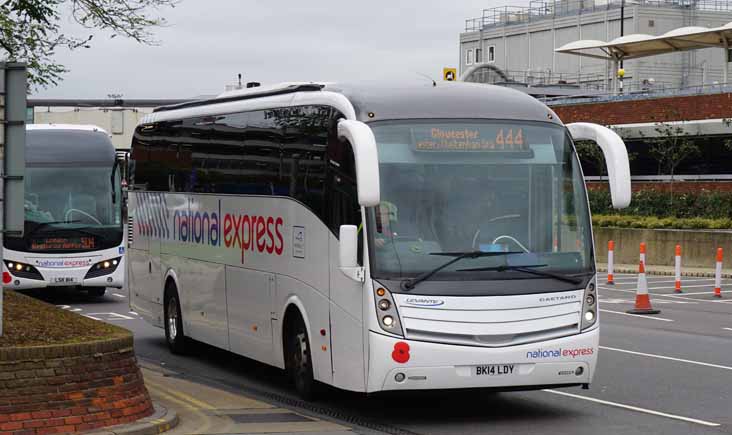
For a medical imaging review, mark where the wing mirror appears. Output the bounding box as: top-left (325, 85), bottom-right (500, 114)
top-left (567, 122), bottom-right (631, 209)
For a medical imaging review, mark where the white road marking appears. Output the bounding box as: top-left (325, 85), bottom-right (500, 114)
top-left (600, 286), bottom-right (732, 304)
top-left (543, 389), bottom-right (720, 427)
top-left (614, 278), bottom-right (716, 284)
top-left (113, 293), bottom-right (126, 298)
top-left (648, 284), bottom-right (728, 291)
top-left (669, 289), bottom-right (732, 296)
top-left (57, 305), bottom-right (83, 312)
top-left (599, 309), bottom-right (674, 322)
top-left (86, 312), bottom-right (135, 321)
top-left (600, 346), bottom-right (732, 372)
top-left (600, 298), bottom-right (697, 305)
top-left (723, 328), bottom-right (732, 332)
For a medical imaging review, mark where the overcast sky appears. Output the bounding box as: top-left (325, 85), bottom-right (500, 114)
top-left (35, 1), bottom-right (517, 99)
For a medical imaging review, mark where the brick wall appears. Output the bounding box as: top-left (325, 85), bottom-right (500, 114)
top-left (0, 335), bottom-right (153, 435)
top-left (587, 181), bottom-right (732, 193)
top-left (551, 93), bottom-right (732, 125)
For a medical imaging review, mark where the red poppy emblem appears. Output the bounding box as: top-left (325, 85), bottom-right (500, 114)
top-left (392, 341), bottom-right (410, 364)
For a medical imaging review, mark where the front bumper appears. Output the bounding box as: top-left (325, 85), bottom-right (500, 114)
top-left (3, 254), bottom-right (125, 290)
top-left (367, 327), bottom-right (598, 392)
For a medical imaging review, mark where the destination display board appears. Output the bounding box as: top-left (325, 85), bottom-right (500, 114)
top-left (30, 236), bottom-right (96, 251)
top-left (411, 126), bottom-right (531, 152)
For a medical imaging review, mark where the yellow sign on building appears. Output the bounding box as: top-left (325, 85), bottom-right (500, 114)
top-left (443, 68), bottom-right (457, 81)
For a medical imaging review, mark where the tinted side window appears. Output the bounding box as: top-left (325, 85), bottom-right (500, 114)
top-left (327, 116), bottom-right (359, 235)
top-left (280, 106), bottom-right (330, 222)
top-left (133, 121), bottom-right (176, 192)
top-left (166, 119), bottom-right (194, 192)
top-left (129, 126), bottom-right (149, 190)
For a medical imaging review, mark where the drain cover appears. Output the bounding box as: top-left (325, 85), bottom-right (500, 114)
top-left (228, 412), bottom-right (314, 423)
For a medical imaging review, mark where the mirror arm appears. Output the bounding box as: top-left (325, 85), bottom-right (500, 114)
top-left (340, 266), bottom-right (365, 282)
top-left (337, 120), bottom-right (381, 207)
top-left (567, 122), bottom-right (631, 209)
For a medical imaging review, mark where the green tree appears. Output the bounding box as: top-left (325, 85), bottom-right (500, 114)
top-left (721, 118), bottom-right (732, 152)
top-left (0, 0), bottom-right (177, 89)
top-left (646, 121), bottom-right (699, 203)
top-left (575, 140), bottom-right (607, 176)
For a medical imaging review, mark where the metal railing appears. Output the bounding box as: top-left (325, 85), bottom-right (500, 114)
top-left (542, 81), bottom-right (732, 105)
top-left (465, 0), bottom-right (732, 32)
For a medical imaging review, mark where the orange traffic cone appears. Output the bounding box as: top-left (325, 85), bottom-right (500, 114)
top-left (627, 261), bottom-right (661, 315)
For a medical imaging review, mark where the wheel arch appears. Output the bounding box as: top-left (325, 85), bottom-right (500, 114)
top-left (280, 296), bottom-right (314, 369)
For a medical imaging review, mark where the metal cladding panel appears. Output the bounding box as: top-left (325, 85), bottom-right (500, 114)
top-left (3, 63), bottom-right (27, 235)
top-left (326, 82), bottom-right (561, 126)
top-left (506, 34), bottom-right (529, 71)
top-left (555, 27), bottom-right (582, 74)
top-left (530, 30), bottom-right (554, 70)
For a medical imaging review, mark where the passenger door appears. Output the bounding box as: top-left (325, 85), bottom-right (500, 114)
top-left (327, 137), bottom-right (367, 391)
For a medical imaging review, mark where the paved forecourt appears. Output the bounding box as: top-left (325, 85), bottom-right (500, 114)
top-left (20, 275), bottom-right (732, 435)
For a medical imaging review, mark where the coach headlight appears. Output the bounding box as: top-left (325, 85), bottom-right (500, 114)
top-left (373, 284), bottom-right (404, 337)
top-left (581, 276), bottom-right (598, 330)
top-left (4, 260), bottom-right (43, 280)
top-left (84, 257), bottom-right (122, 279)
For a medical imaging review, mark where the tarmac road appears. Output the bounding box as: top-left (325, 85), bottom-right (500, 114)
top-left (25, 273), bottom-right (732, 435)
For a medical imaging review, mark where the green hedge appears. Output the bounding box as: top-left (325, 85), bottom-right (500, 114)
top-left (588, 189), bottom-right (732, 219)
top-left (592, 214), bottom-right (732, 229)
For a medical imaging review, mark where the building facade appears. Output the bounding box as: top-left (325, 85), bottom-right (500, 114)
top-left (460, 0), bottom-right (732, 92)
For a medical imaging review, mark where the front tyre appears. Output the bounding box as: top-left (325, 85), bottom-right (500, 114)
top-left (164, 286), bottom-right (187, 354)
top-left (286, 319), bottom-right (317, 400)
top-left (87, 287), bottom-right (106, 297)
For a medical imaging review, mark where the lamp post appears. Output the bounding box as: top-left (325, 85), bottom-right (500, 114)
top-left (618, 0), bottom-right (625, 94)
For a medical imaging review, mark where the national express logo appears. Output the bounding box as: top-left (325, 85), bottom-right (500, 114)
top-left (135, 193), bottom-right (284, 263)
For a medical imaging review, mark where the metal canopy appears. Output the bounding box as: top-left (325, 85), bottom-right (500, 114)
top-left (555, 21), bottom-right (732, 89)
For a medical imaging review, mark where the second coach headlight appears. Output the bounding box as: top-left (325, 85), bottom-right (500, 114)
top-left (84, 257), bottom-right (122, 279)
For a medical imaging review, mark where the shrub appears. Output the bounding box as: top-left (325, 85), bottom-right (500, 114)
top-left (592, 214), bottom-right (732, 229)
top-left (588, 189), bottom-right (732, 220)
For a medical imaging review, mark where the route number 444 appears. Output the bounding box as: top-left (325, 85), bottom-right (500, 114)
top-left (495, 129), bottom-right (524, 149)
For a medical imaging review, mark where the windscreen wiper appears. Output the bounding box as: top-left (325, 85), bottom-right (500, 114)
top-left (457, 264), bottom-right (582, 285)
top-left (401, 251), bottom-right (523, 291)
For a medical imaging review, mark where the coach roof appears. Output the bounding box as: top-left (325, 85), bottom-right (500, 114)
top-left (146, 81), bottom-right (561, 126)
top-left (26, 124), bottom-right (115, 165)
top-left (324, 81), bottom-right (561, 125)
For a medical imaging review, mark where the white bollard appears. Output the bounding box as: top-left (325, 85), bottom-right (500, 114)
top-left (607, 240), bottom-right (615, 285)
top-left (674, 245), bottom-right (682, 293)
top-left (714, 248), bottom-right (723, 298)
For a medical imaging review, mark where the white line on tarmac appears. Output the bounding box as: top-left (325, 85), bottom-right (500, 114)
top-left (113, 293), bottom-right (126, 298)
top-left (630, 279), bottom-right (717, 285)
top-left (671, 289), bottom-right (732, 296)
top-left (600, 286), bottom-right (732, 303)
top-left (599, 309), bottom-right (674, 322)
top-left (723, 328), bottom-right (732, 332)
top-left (599, 346), bottom-right (732, 372)
top-left (543, 389), bottom-right (720, 427)
top-left (648, 284), bottom-right (727, 291)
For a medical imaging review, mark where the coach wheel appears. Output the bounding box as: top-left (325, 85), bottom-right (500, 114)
top-left (87, 287), bottom-right (106, 297)
top-left (286, 318), bottom-right (317, 400)
top-left (164, 286), bottom-right (187, 354)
